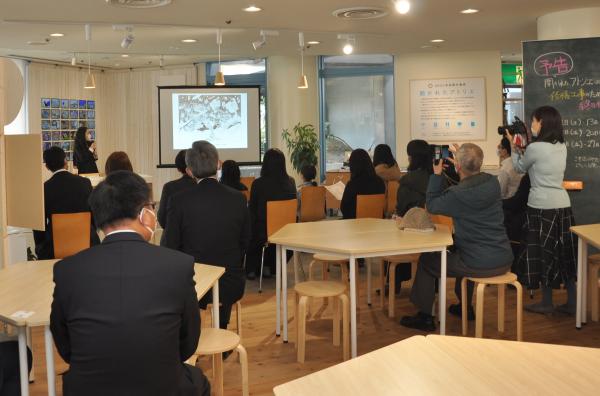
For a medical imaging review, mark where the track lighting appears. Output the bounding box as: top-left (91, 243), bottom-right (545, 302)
top-left (338, 34), bottom-right (355, 55)
top-left (252, 30), bottom-right (279, 50)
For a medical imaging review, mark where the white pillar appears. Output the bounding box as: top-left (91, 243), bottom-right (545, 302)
top-left (538, 7), bottom-right (600, 40)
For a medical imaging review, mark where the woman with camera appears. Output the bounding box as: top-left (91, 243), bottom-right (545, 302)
top-left (507, 105), bottom-right (576, 315)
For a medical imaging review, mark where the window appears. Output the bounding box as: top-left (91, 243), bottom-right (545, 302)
top-left (318, 55), bottom-right (396, 173)
top-left (206, 59), bottom-right (268, 158)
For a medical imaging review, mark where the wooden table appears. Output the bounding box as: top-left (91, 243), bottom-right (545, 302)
top-left (0, 260), bottom-right (224, 396)
top-left (274, 335), bottom-right (600, 395)
top-left (269, 218), bottom-right (453, 358)
top-left (571, 223), bottom-right (600, 329)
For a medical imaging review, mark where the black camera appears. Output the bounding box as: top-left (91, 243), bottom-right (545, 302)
top-left (498, 116), bottom-right (527, 136)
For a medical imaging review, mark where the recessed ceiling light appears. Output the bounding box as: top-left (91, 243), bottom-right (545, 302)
top-left (307, 41), bottom-right (321, 45)
top-left (430, 39), bottom-right (445, 43)
top-left (121, 54), bottom-right (129, 58)
top-left (243, 5), bottom-right (262, 12)
top-left (50, 33), bottom-right (64, 37)
top-left (421, 45), bottom-right (433, 49)
top-left (394, 0), bottom-right (411, 15)
top-left (460, 9), bottom-right (479, 14)
top-left (181, 39), bottom-right (197, 43)
top-left (115, 63), bottom-right (121, 67)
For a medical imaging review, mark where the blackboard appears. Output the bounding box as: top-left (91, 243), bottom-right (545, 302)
top-left (523, 37), bottom-right (600, 226)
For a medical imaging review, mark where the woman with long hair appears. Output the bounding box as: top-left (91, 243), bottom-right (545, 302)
top-left (73, 126), bottom-right (98, 174)
top-left (340, 148), bottom-right (386, 219)
top-left (373, 144), bottom-right (402, 181)
top-left (220, 160), bottom-right (248, 192)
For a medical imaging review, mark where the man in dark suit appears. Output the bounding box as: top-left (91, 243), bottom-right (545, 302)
top-left (157, 150), bottom-right (196, 245)
top-left (50, 171), bottom-right (209, 396)
top-left (33, 147), bottom-right (99, 259)
top-left (164, 141), bottom-right (250, 330)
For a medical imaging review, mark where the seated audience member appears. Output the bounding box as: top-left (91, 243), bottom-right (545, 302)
top-left (497, 136), bottom-right (523, 199)
top-left (298, 164), bottom-right (318, 190)
top-left (400, 143), bottom-right (513, 331)
top-left (33, 147), bottom-right (99, 260)
top-left (104, 151), bottom-right (133, 174)
top-left (373, 144), bottom-right (402, 182)
top-left (340, 149), bottom-right (386, 219)
top-left (246, 149), bottom-right (296, 279)
top-left (503, 173), bottom-right (531, 243)
top-left (50, 171), bottom-right (209, 396)
top-left (164, 142), bottom-right (250, 331)
top-left (0, 334), bottom-right (33, 396)
top-left (220, 160), bottom-right (248, 192)
top-left (157, 150), bottom-right (196, 241)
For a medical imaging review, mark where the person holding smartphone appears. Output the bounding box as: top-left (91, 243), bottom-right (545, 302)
top-left (73, 126), bottom-right (99, 174)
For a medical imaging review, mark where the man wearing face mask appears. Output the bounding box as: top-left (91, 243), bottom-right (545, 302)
top-left (50, 171), bottom-right (210, 396)
top-left (496, 136), bottom-right (523, 199)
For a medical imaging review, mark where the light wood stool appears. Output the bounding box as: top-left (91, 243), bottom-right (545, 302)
top-left (294, 281), bottom-right (350, 363)
top-left (186, 328), bottom-right (249, 396)
top-left (208, 301), bottom-right (243, 339)
top-left (381, 254), bottom-right (420, 318)
top-left (461, 272), bottom-right (523, 341)
top-left (308, 254), bottom-right (350, 282)
top-left (588, 254), bottom-right (600, 321)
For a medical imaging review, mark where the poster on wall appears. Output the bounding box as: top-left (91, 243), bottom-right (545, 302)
top-left (410, 77), bottom-right (487, 141)
top-left (41, 98), bottom-right (96, 161)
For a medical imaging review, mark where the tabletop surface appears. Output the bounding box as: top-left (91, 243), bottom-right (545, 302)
top-left (274, 335), bottom-right (600, 396)
top-left (0, 260), bottom-right (224, 327)
top-left (269, 219), bottom-right (453, 255)
top-left (570, 223), bottom-right (600, 248)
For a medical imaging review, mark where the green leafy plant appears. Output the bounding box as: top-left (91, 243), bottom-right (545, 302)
top-left (281, 123), bottom-right (319, 174)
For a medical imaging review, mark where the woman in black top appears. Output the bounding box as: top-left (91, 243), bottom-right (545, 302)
top-left (73, 127), bottom-right (98, 174)
top-left (246, 149), bottom-right (296, 279)
top-left (220, 160), bottom-right (248, 192)
top-left (340, 149), bottom-right (386, 219)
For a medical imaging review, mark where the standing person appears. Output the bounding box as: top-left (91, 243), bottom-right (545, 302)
top-left (246, 149), bottom-right (296, 279)
top-left (33, 146), bottom-right (99, 259)
top-left (497, 136), bottom-right (523, 199)
top-left (340, 149), bottom-right (386, 219)
top-left (220, 160), bottom-right (248, 192)
top-left (104, 151), bottom-right (133, 175)
top-left (73, 126), bottom-right (98, 174)
top-left (373, 144), bottom-right (402, 182)
top-left (507, 105), bottom-right (577, 315)
top-left (164, 141), bottom-right (250, 331)
top-left (50, 171), bottom-right (209, 396)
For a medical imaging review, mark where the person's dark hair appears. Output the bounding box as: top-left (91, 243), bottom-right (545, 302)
top-left (89, 170), bottom-right (150, 229)
top-left (372, 144), bottom-right (396, 167)
top-left (105, 151), bottom-right (133, 175)
top-left (500, 137), bottom-right (512, 156)
top-left (74, 127), bottom-right (89, 153)
top-left (349, 149), bottom-right (376, 180)
top-left (43, 146), bottom-right (66, 172)
top-left (220, 160), bottom-right (242, 185)
top-left (260, 148), bottom-right (289, 179)
top-left (186, 140), bottom-right (219, 178)
top-left (300, 164), bottom-right (317, 182)
top-left (175, 150), bottom-right (187, 174)
top-left (531, 105), bottom-right (565, 144)
top-left (406, 140), bottom-right (433, 173)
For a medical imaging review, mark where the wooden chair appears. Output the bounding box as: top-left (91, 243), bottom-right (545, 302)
top-left (385, 181), bottom-right (399, 218)
top-left (259, 199), bottom-right (298, 292)
top-left (380, 253), bottom-right (420, 317)
top-left (51, 212), bottom-right (92, 259)
top-left (242, 189), bottom-right (250, 201)
top-left (461, 272), bottom-right (523, 341)
top-left (186, 328), bottom-right (249, 396)
top-left (587, 254), bottom-right (600, 321)
top-left (356, 194), bottom-right (385, 219)
top-left (240, 177), bottom-right (255, 194)
top-left (299, 186), bottom-right (326, 222)
top-left (294, 281), bottom-right (349, 363)
top-left (429, 213), bottom-right (453, 230)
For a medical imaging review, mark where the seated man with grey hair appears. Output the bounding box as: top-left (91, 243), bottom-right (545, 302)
top-left (400, 143), bottom-right (513, 331)
top-left (164, 140), bottom-right (250, 335)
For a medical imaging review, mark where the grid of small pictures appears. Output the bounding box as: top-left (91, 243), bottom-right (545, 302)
top-left (41, 98), bottom-right (96, 161)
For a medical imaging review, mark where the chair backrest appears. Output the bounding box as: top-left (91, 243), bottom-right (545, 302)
top-left (385, 181), bottom-right (400, 217)
top-left (563, 180), bottom-right (583, 191)
top-left (299, 186), bottom-right (326, 222)
top-left (240, 177), bottom-right (255, 194)
top-left (429, 214), bottom-right (454, 230)
top-left (356, 194), bottom-right (385, 219)
top-left (242, 189), bottom-right (250, 201)
top-left (52, 212), bottom-right (92, 259)
top-left (266, 199), bottom-right (298, 237)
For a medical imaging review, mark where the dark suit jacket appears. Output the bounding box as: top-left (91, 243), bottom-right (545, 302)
top-left (395, 169), bottom-right (430, 217)
top-left (73, 147), bottom-right (98, 174)
top-left (33, 171), bottom-right (99, 260)
top-left (340, 175), bottom-right (386, 219)
top-left (164, 178), bottom-right (250, 306)
top-left (157, 174), bottom-right (197, 229)
top-left (50, 232), bottom-right (201, 396)
top-left (248, 176), bottom-right (296, 245)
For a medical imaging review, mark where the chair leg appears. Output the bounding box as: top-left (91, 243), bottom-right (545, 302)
top-left (498, 284), bottom-right (506, 333)
top-left (293, 251), bottom-right (300, 285)
top-left (475, 283), bottom-right (486, 338)
top-left (297, 296), bottom-right (308, 363)
top-left (388, 262), bottom-right (396, 318)
top-left (322, 262), bottom-right (329, 280)
top-left (185, 354), bottom-right (199, 366)
top-left (339, 294), bottom-right (350, 361)
top-left (294, 292), bottom-right (299, 348)
top-left (213, 351), bottom-right (224, 396)
top-left (341, 263), bottom-right (349, 283)
top-left (236, 301), bottom-right (242, 339)
top-left (461, 278), bottom-right (468, 336)
top-left (513, 281), bottom-right (523, 341)
top-left (366, 258), bottom-right (372, 306)
top-left (333, 296), bottom-right (340, 346)
top-left (235, 344), bottom-right (249, 396)
top-left (590, 264), bottom-right (599, 322)
top-left (308, 260), bottom-right (317, 281)
top-left (259, 245), bottom-right (266, 293)
top-left (379, 260), bottom-right (385, 308)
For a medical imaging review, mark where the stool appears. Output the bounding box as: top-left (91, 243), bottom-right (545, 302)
top-left (186, 328), bottom-right (249, 396)
top-left (461, 272), bottom-right (523, 341)
top-left (588, 254), bottom-right (600, 321)
top-left (294, 281), bottom-right (349, 363)
top-left (208, 301), bottom-right (243, 339)
top-left (380, 254), bottom-right (420, 318)
top-left (308, 254), bottom-right (350, 282)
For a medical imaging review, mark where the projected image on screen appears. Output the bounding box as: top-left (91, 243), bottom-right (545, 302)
top-left (172, 93), bottom-right (248, 150)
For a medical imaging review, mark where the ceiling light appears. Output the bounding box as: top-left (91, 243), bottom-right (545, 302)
top-left (243, 5), bottom-right (262, 12)
top-left (252, 30), bottom-right (279, 51)
top-left (84, 24), bottom-right (95, 89)
top-left (338, 34), bottom-right (355, 55)
top-left (298, 32), bottom-right (308, 89)
top-left (252, 38), bottom-right (265, 50)
top-left (394, 0), bottom-right (411, 14)
top-left (50, 33), bottom-right (64, 37)
top-left (121, 54), bottom-right (129, 58)
top-left (181, 39), bottom-right (197, 43)
top-left (460, 9), bottom-right (479, 14)
top-left (215, 30), bottom-right (225, 86)
top-left (121, 34), bottom-right (134, 49)
top-left (421, 45), bottom-right (433, 49)
top-left (71, 54), bottom-right (77, 66)
top-left (307, 41), bottom-right (321, 45)
top-left (343, 44), bottom-right (354, 55)
top-left (430, 39), bottom-right (445, 43)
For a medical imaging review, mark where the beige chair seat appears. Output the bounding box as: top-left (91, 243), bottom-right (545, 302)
top-left (313, 253), bottom-right (348, 263)
top-left (467, 272), bottom-right (517, 285)
top-left (295, 281), bottom-right (346, 298)
top-left (382, 253), bottom-right (420, 263)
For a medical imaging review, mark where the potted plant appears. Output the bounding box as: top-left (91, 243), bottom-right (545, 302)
top-left (281, 123), bottom-right (319, 174)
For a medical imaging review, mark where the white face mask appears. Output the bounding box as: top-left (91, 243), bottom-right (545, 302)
top-left (138, 207), bottom-right (157, 240)
top-left (217, 169), bottom-right (222, 180)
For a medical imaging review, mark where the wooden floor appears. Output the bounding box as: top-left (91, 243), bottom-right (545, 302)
top-left (29, 255), bottom-right (600, 395)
